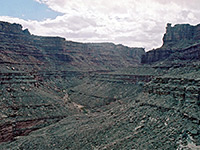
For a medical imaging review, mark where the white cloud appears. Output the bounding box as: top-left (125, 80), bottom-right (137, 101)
top-left (1, 0), bottom-right (200, 51)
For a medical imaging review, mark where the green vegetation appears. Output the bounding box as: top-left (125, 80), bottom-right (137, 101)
top-left (0, 21), bottom-right (200, 149)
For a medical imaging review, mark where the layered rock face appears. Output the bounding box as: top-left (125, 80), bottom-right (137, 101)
top-left (162, 23), bottom-right (200, 49)
top-left (142, 23), bottom-right (200, 63)
top-left (0, 21), bottom-right (200, 149)
top-left (0, 21), bottom-right (145, 143)
top-left (0, 21), bottom-right (145, 72)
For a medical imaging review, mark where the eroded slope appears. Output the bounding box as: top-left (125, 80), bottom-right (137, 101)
top-left (0, 21), bottom-right (200, 150)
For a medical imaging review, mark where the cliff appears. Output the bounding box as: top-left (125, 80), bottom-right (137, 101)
top-left (142, 23), bottom-right (200, 63)
top-left (0, 21), bottom-right (145, 143)
top-left (162, 23), bottom-right (200, 49)
top-left (0, 21), bottom-right (200, 149)
top-left (0, 21), bottom-right (145, 72)
top-left (0, 21), bottom-right (30, 35)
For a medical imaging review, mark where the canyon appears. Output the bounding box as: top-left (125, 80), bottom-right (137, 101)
top-left (0, 21), bottom-right (200, 149)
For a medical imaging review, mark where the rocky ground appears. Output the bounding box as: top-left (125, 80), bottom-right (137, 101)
top-left (0, 21), bottom-right (200, 149)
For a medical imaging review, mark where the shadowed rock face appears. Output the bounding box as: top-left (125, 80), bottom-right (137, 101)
top-left (0, 21), bottom-right (30, 35)
top-left (142, 23), bottom-right (200, 64)
top-left (0, 21), bottom-right (200, 150)
top-left (162, 23), bottom-right (200, 49)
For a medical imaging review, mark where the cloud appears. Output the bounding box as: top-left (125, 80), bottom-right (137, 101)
top-left (1, 0), bottom-right (200, 51)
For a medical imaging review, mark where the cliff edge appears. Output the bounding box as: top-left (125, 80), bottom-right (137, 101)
top-left (142, 23), bottom-right (200, 63)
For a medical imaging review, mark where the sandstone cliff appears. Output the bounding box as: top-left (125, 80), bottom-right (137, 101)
top-left (162, 23), bottom-right (200, 49)
top-left (142, 23), bottom-right (200, 64)
top-left (0, 21), bottom-right (145, 73)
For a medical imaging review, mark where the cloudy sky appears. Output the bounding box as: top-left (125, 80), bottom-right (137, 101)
top-left (0, 0), bottom-right (200, 50)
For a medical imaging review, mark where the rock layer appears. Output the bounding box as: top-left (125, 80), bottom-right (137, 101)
top-left (0, 21), bottom-right (145, 72)
top-left (142, 23), bottom-right (200, 64)
top-left (162, 23), bottom-right (200, 49)
top-left (0, 21), bottom-right (145, 143)
top-left (0, 21), bottom-right (200, 149)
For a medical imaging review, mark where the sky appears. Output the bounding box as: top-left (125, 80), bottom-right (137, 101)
top-left (0, 0), bottom-right (200, 51)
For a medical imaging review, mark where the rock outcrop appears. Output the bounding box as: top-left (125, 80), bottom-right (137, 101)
top-left (0, 21), bottom-right (30, 35)
top-left (142, 23), bottom-right (200, 64)
top-left (162, 23), bottom-right (200, 49)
